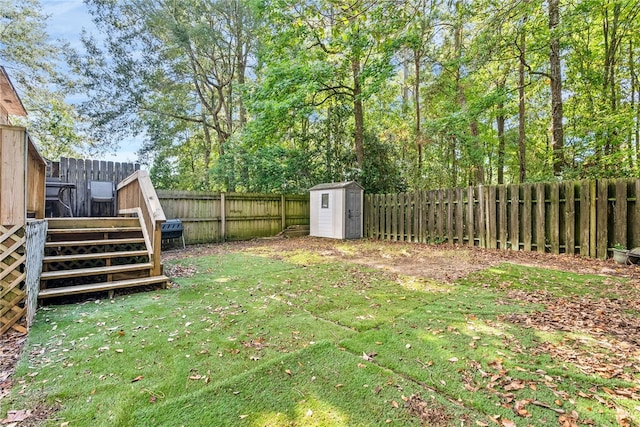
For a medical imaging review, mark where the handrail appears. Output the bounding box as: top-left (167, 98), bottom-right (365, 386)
top-left (117, 170), bottom-right (166, 227)
top-left (116, 170), bottom-right (166, 276)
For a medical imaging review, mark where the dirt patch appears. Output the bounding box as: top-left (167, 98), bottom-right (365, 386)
top-left (163, 236), bottom-right (640, 282)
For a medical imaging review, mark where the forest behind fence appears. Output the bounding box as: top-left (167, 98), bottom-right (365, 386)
top-left (157, 190), bottom-right (309, 244)
top-left (364, 178), bottom-right (640, 259)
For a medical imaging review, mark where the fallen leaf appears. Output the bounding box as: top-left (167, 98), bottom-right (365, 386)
top-left (2, 409), bottom-right (31, 423)
top-left (335, 383), bottom-right (344, 389)
top-left (239, 414), bottom-right (249, 419)
top-left (616, 407), bottom-right (631, 427)
top-left (131, 375), bottom-right (144, 383)
top-left (391, 400), bottom-right (399, 408)
top-left (448, 357), bottom-right (459, 363)
top-left (514, 399), bottom-right (531, 417)
top-left (285, 369), bottom-right (292, 376)
top-left (504, 381), bottom-right (525, 391)
top-left (500, 419), bottom-right (516, 427)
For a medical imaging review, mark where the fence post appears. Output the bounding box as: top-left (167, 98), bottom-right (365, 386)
top-left (281, 194), bottom-right (286, 231)
top-left (220, 192), bottom-right (226, 242)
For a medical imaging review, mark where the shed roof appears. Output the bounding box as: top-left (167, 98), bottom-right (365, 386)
top-left (0, 66), bottom-right (27, 117)
top-left (309, 181), bottom-right (363, 191)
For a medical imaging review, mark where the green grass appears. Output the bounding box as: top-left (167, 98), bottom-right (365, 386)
top-left (3, 250), bottom-right (639, 426)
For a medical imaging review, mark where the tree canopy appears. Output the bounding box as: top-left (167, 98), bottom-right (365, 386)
top-left (11, 0), bottom-right (640, 192)
top-left (0, 0), bottom-right (97, 158)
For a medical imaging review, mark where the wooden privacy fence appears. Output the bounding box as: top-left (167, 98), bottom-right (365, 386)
top-left (49, 157), bottom-right (140, 217)
top-left (157, 191), bottom-right (310, 244)
top-left (365, 178), bottom-right (640, 259)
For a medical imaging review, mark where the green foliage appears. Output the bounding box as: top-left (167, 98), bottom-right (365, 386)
top-left (0, 0), bottom-right (94, 158)
top-left (17, 0), bottom-right (640, 189)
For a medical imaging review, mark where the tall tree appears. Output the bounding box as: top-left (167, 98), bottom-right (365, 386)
top-left (77, 0), bottom-right (257, 190)
top-left (548, 0), bottom-right (565, 175)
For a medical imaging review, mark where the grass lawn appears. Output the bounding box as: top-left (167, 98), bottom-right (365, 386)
top-left (2, 239), bottom-right (639, 426)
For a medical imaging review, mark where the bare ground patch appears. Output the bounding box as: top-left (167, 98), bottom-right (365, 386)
top-left (163, 236), bottom-right (640, 282)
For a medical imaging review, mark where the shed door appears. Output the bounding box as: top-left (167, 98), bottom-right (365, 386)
top-left (345, 188), bottom-right (362, 239)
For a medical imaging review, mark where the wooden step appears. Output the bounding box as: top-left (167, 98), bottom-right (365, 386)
top-left (45, 237), bottom-right (146, 248)
top-left (44, 250), bottom-right (149, 263)
top-left (47, 227), bottom-right (142, 235)
top-left (38, 275), bottom-right (170, 299)
top-left (47, 218), bottom-right (141, 229)
top-left (40, 262), bottom-right (153, 281)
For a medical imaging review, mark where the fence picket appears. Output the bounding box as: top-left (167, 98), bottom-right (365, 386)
top-left (509, 184), bottom-right (519, 250)
top-left (456, 188), bottom-right (464, 245)
top-left (535, 184), bottom-right (545, 253)
top-left (614, 180), bottom-right (627, 248)
top-left (478, 186), bottom-right (486, 247)
top-left (522, 184), bottom-right (532, 251)
top-left (498, 185), bottom-right (507, 249)
top-left (466, 187), bottom-right (475, 246)
top-left (549, 183), bottom-right (560, 254)
top-left (565, 182), bottom-right (575, 255)
top-left (596, 180), bottom-right (608, 259)
top-left (487, 186), bottom-right (497, 249)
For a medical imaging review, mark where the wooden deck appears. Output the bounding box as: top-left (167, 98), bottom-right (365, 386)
top-left (40, 217), bottom-right (168, 300)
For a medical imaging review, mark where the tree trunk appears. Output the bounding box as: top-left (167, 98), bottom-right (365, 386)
top-left (602, 2), bottom-right (621, 155)
top-left (414, 53), bottom-right (422, 169)
top-left (549, 0), bottom-right (564, 176)
top-left (454, 17), bottom-right (484, 185)
top-left (629, 40), bottom-right (640, 166)
top-left (497, 101), bottom-right (506, 185)
top-left (352, 57), bottom-right (365, 168)
top-left (518, 30), bottom-right (527, 183)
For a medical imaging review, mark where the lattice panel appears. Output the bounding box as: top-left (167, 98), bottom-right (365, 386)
top-left (0, 225), bottom-right (27, 334)
top-left (45, 243), bottom-right (146, 257)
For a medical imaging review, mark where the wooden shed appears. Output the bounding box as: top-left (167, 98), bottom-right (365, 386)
top-left (309, 181), bottom-right (363, 239)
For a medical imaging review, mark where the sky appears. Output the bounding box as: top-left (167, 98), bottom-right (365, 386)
top-left (40, 0), bottom-right (142, 164)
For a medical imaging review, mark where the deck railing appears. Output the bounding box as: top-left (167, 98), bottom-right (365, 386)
top-left (116, 170), bottom-right (166, 276)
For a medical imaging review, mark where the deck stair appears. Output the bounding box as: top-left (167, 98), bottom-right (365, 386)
top-left (39, 217), bottom-right (168, 299)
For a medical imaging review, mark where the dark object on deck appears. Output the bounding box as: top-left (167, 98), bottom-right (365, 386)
top-left (162, 219), bottom-right (185, 249)
top-left (45, 177), bottom-right (76, 217)
top-left (88, 180), bottom-right (115, 217)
